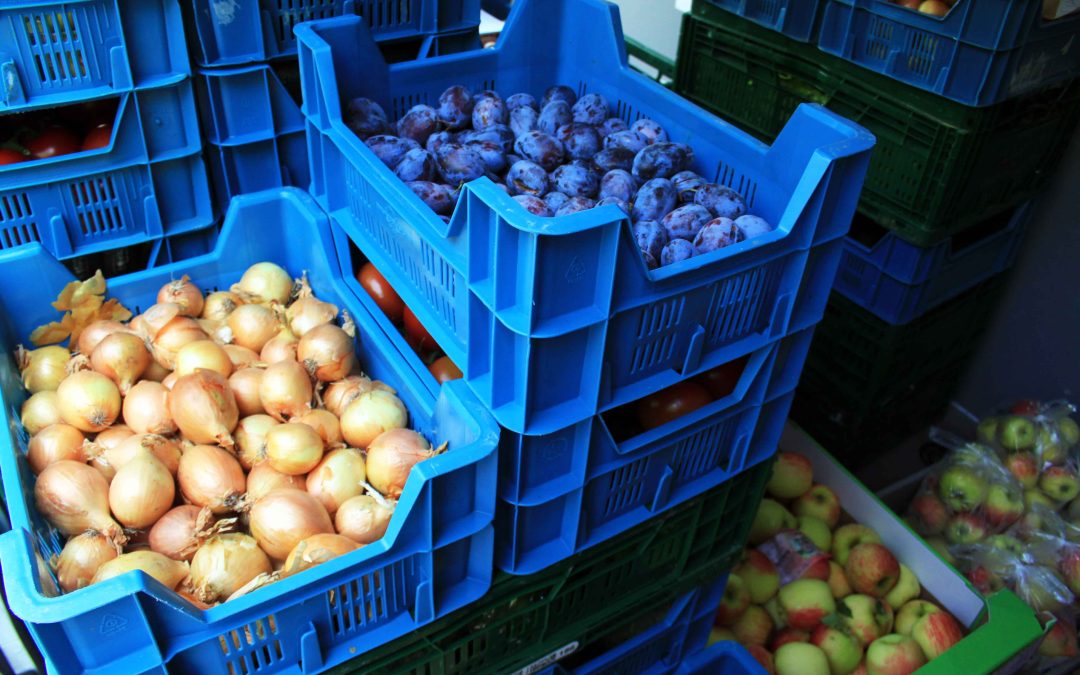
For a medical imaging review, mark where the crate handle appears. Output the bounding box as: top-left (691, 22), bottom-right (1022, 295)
top-left (681, 325), bottom-right (705, 374)
top-left (0, 59), bottom-right (25, 108)
top-left (651, 465), bottom-right (675, 511)
top-left (768, 292), bottom-right (792, 338)
top-left (299, 622), bottom-right (323, 671)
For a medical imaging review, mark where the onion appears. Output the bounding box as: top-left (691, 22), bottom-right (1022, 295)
top-left (227, 304), bottom-right (280, 353)
top-left (169, 370), bottom-right (239, 446)
top-left (224, 345), bottom-right (259, 369)
top-left (340, 390), bottom-right (407, 449)
top-left (235, 414), bottom-right (279, 469)
top-left (55, 531), bottom-right (119, 592)
top-left (34, 460), bottom-right (123, 540)
top-left (106, 434), bottom-right (182, 476)
top-left (365, 429), bottom-right (435, 498)
top-left (150, 505), bottom-right (226, 561)
top-left (175, 340), bottom-right (233, 379)
top-left (189, 533), bottom-right (271, 603)
top-left (21, 390), bottom-right (62, 435)
top-left (122, 381), bottom-right (177, 435)
top-left (306, 448), bottom-right (366, 514)
top-left (322, 375), bottom-right (390, 417)
top-left (26, 424), bottom-right (85, 474)
top-left (335, 494), bottom-right (394, 544)
top-left (151, 316), bottom-right (209, 370)
top-left (266, 422), bottom-right (324, 475)
top-left (158, 275), bottom-right (204, 317)
top-left (229, 368), bottom-right (265, 417)
top-left (259, 360), bottom-right (312, 422)
top-left (296, 409), bottom-right (343, 448)
top-left (90, 332), bottom-right (150, 395)
top-left (178, 588), bottom-right (215, 610)
top-left (140, 303), bottom-right (180, 337)
top-left (57, 370), bottom-right (121, 432)
top-left (178, 444), bottom-right (246, 514)
top-left (287, 296), bottom-right (339, 337)
top-left (95, 425), bottom-right (134, 449)
top-left (260, 328), bottom-right (298, 363)
top-left (246, 461), bottom-right (305, 501)
top-left (91, 551), bottom-right (189, 589)
top-left (248, 489), bottom-right (333, 560)
top-left (85, 425), bottom-right (134, 480)
top-left (19, 345), bottom-right (70, 393)
top-left (77, 320), bottom-right (127, 356)
top-left (162, 372), bottom-right (178, 390)
top-left (142, 360), bottom-right (170, 383)
top-left (282, 533), bottom-right (358, 576)
top-left (297, 324), bottom-right (356, 382)
top-left (233, 262), bottom-right (293, 305)
top-left (108, 450), bottom-right (175, 529)
top-left (203, 291), bottom-right (244, 322)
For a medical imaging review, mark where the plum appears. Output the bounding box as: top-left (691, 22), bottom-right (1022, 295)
top-left (604, 130), bottom-right (649, 154)
top-left (436, 144), bottom-right (487, 184)
top-left (406, 181), bottom-right (455, 215)
top-left (572, 93), bottom-right (609, 126)
top-left (506, 160), bottom-right (549, 196)
top-left (514, 131), bottom-right (565, 172)
top-left (538, 100), bottom-right (572, 135)
top-left (346, 98), bottom-right (389, 139)
top-left (660, 239), bottom-right (695, 266)
top-left (633, 220), bottom-right (668, 260)
top-left (672, 171), bottom-right (705, 203)
top-left (543, 191), bottom-right (570, 212)
top-left (542, 85), bottom-right (577, 108)
top-left (631, 177), bottom-right (677, 222)
top-left (599, 169), bottom-right (637, 203)
top-left (555, 196), bottom-right (596, 217)
top-left (394, 148), bottom-right (437, 181)
top-left (694, 184), bottom-right (747, 219)
top-left (510, 106), bottom-right (539, 138)
top-left (633, 142), bottom-right (694, 180)
top-left (642, 250), bottom-right (659, 270)
top-left (661, 204), bottom-right (712, 241)
top-left (466, 140), bottom-right (508, 173)
top-left (735, 215), bottom-right (773, 239)
top-left (397, 104), bottom-right (438, 146)
top-left (366, 135), bottom-right (419, 169)
top-left (552, 164), bottom-right (599, 199)
top-left (592, 146), bottom-right (636, 174)
top-left (506, 93), bottom-right (538, 112)
top-left (596, 196), bottom-right (629, 214)
top-left (631, 118), bottom-right (668, 145)
top-left (556, 123), bottom-right (601, 160)
top-left (459, 125), bottom-right (514, 152)
top-left (472, 92), bottom-right (507, 129)
top-left (694, 217), bottom-right (744, 254)
top-left (437, 85), bottom-right (473, 130)
top-left (426, 130), bottom-right (455, 153)
top-left (598, 117), bottom-right (629, 138)
top-left (513, 194), bottom-right (552, 217)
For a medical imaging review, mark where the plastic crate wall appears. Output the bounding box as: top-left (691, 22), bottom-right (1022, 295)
top-left (694, 0), bottom-right (821, 41)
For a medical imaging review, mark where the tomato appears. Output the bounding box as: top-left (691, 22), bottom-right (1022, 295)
top-left (403, 306), bottom-right (438, 353)
top-left (26, 126), bottom-right (80, 159)
top-left (696, 355), bottom-right (749, 399)
top-left (81, 123), bottom-right (112, 151)
top-left (0, 148), bottom-right (27, 165)
top-left (428, 356), bottom-right (463, 384)
top-left (635, 381), bottom-right (713, 431)
top-left (357, 262), bottom-right (404, 323)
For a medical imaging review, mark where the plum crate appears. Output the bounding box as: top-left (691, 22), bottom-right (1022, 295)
top-left (297, 0), bottom-right (874, 436)
top-left (694, 0), bottom-right (822, 42)
top-left (676, 6), bottom-right (1080, 246)
top-left (0, 188), bottom-right (500, 675)
top-left (0, 79), bottom-right (215, 260)
top-left (817, 0), bottom-right (1080, 106)
top-left (0, 0), bottom-right (189, 113)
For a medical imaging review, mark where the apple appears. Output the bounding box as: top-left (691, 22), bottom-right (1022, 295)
top-left (865, 634), bottom-right (926, 674)
top-left (1025, 488), bottom-right (1058, 511)
top-left (811, 624), bottom-right (864, 675)
top-left (775, 642), bottom-right (830, 675)
top-left (852, 663), bottom-right (868, 675)
top-left (1010, 400), bottom-right (1041, 416)
top-left (908, 493), bottom-right (948, 536)
top-left (1058, 416), bottom-right (1080, 447)
top-left (732, 604), bottom-right (773, 646)
top-left (923, 537), bottom-right (954, 564)
top-left (778, 579), bottom-right (836, 631)
top-left (838, 595), bottom-right (894, 646)
top-left (736, 549), bottom-right (781, 604)
top-left (894, 600), bottom-right (941, 636)
top-left (799, 557), bottom-right (831, 582)
top-left (798, 515), bottom-right (833, 552)
top-left (983, 483), bottom-right (1024, 528)
top-left (911, 611), bottom-right (963, 660)
top-left (794, 484), bottom-right (842, 528)
top-left (768, 452), bottom-right (814, 500)
top-left (716, 574), bottom-right (751, 625)
top-left (845, 543), bottom-right (900, 598)
top-left (965, 565), bottom-right (1005, 595)
top-left (1023, 566), bottom-right (1071, 613)
top-left (1038, 618), bottom-right (1080, 658)
top-left (827, 561), bottom-right (853, 598)
top-left (998, 415), bottom-right (1037, 451)
top-left (1039, 465), bottom-right (1080, 502)
top-left (708, 625), bottom-right (736, 645)
top-left (751, 499), bottom-right (797, 544)
top-left (1067, 497), bottom-right (1080, 522)
top-left (1037, 426), bottom-right (1069, 465)
top-left (984, 534), bottom-right (1023, 556)
top-left (944, 513), bottom-right (986, 544)
top-left (770, 626), bottom-right (810, 651)
top-left (883, 564), bottom-right (920, 609)
top-left (976, 417), bottom-right (999, 445)
top-left (764, 596), bottom-right (786, 630)
top-left (937, 466), bottom-right (987, 512)
top-left (832, 524), bottom-right (882, 566)
top-left (1004, 452), bottom-right (1039, 489)
top-left (746, 644), bottom-right (776, 674)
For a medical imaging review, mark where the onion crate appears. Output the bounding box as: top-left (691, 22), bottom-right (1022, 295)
top-left (694, 0), bottom-right (821, 42)
top-left (0, 188), bottom-right (499, 675)
top-left (297, 0), bottom-right (874, 436)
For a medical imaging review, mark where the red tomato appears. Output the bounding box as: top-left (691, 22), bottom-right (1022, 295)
top-left (428, 356), bottom-right (463, 384)
top-left (81, 123), bottom-right (112, 151)
top-left (357, 262), bottom-right (404, 323)
top-left (635, 381), bottom-right (713, 431)
top-left (0, 148), bottom-right (27, 165)
top-left (696, 355), bottom-right (749, 399)
top-left (403, 306), bottom-right (438, 353)
top-left (26, 126), bottom-right (80, 159)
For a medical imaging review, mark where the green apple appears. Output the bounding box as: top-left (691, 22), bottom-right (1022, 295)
top-left (827, 560), bottom-right (853, 598)
top-left (998, 415), bottom-right (1037, 451)
top-left (975, 416), bottom-right (999, 445)
top-left (944, 513), bottom-right (987, 544)
top-left (894, 600), bottom-right (941, 636)
top-left (735, 549), bottom-right (780, 604)
top-left (1026, 488), bottom-right (1059, 511)
top-left (1039, 465), bottom-right (1080, 502)
top-left (716, 574), bottom-right (751, 625)
top-left (732, 604), bottom-right (773, 646)
top-left (1037, 426), bottom-right (1069, 465)
top-left (750, 498), bottom-right (797, 544)
top-left (768, 452), bottom-right (815, 500)
top-left (1067, 497), bottom-right (1080, 522)
top-left (837, 594), bottom-right (893, 646)
top-left (984, 483), bottom-right (1024, 528)
top-left (778, 579), bottom-right (835, 631)
top-left (1058, 417), bottom-right (1080, 447)
top-left (798, 515), bottom-right (833, 552)
top-left (883, 564), bottom-right (920, 610)
top-left (775, 642), bottom-right (830, 675)
top-left (845, 543), bottom-right (900, 598)
top-left (1004, 452), bottom-right (1039, 489)
top-left (811, 624), bottom-right (863, 675)
top-left (911, 611), bottom-right (963, 660)
top-left (832, 524), bottom-right (882, 566)
top-left (985, 534), bottom-right (1024, 556)
top-left (764, 595), bottom-right (786, 630)
top-left (937, 465), bottom-right (987, 512)
top-left (865, 634), bottom-right (926, 674)
top-left (793, 484), bottom-right (842, 529)
top-left (708, 626), bottom-right (736, 646)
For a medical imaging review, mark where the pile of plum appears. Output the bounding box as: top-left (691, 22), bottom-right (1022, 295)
top-left (345, 84), bottom-right (773, 269)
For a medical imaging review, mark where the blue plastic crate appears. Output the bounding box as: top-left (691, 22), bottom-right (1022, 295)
top-left (0, 0), bottom-right (189, 113)
top-left (297, 0), bottom-right (874, 436)
top-left (834, 202), bottom-right (1030, 324)
top-left (675, 642), bottom-right (764, 674)
top-left (0, 79), bottom-right (214, 260)
top-left (818, 0), bottom-right (1080, 106)
top-left (0, 188), bottom-right (500, 675)
top-left (698, 0), bottom-right (822, 42)
top-left (183, 0), bottom-right (481, 67)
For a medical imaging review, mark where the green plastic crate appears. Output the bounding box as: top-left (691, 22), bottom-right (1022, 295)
top-left (327, 461), bottom-right (773, 674)
top-left (676, 6), bottom-right (1080, 246)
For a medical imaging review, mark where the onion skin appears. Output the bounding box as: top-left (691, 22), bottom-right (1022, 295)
top-left (90, 332), bottom-right (151, 394)
top-left (365, 428), bottom-right (434, 498)
top-left (259, 360), bottom-right (313, 422)
top-left (223, 344), bottom-right (260, 368)
top-left (282, 533), bottom-right (358, 577)
top-left (246, 461), bottom-right (305, 501)
top-left (85, 425), bottom-right (134, 481)
top-left (306, 448), bottom-right (366, 515)
top-left (108, 450), bottom-right (175, 529)
top-left (158, 276), bottom-right (204, 318)
top-left (323, 376), bottom-right (378, 417)
top-left (287, 297), bottom-right (339, 337)
top-left (189, 533), bottom-right (271, 603)
top-left (34, 460), bottom-right (123, 540)
top-left (178, 444), bottom-right (247, 514)
top-left (91, 551), bottom-right (189, 589)
top-left (169, 370), bottom-right (239, 447)
top-left (123, 381), bottom-right (177, 435)
top-left (55, 531), bottom-right (118, 592)
top-left (227, 304), bottom-right (280, 353)
top-left (21, 390), bottom-right (62, 436)
top-left (265, 422), bottom-right (324, 476)
top-left (296, 409), bottom-right (343, 448)
top-left (142, 360), bottom-right (170, 383)
top-left (77, 320), bottom-right (127, 356)
top-left (235, 415), bottom-right (279, 470)
top-left (229, 368), bottom-right (265, 418)
top-left (336, 495), bottom-right (394, 544)
top-left (203, 291), bottom-right (244, 322)
top-left (20, 346), bottom-right (70, 393)
top-left (107, 433), bottom-right (182, 477)
top-left (297, 324), bottom-right (356, 383)
top-left (175, 340), bottom-right (233, 379)
top-left (57, 370), bottom-right (121, 433)
top-left (339, 390), bottom-right (407, 449)
top-left (248, 489), bottom-right (333, 560)
top-left (260, 329), bottom-right (298, 364)
top-left (150, 505), bottom-right (211, 561)
top-left (234, 262), bottom-right (293, 305)
top-left (27, 423), bottom-right (85, 474)
top-left (151, 316), bottom-right (209, 370)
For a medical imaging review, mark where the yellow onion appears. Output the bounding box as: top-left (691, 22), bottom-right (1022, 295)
top-left (19, 345), bottom-right (70, 393)
top-left (297, 324), bottom-right (356, 383)
top-left (77, 320), bottom-right (127, 356)
top-left (336, 494), bottom-right (394, 544)
top-left (306, 448), bottom-right (365, 515)
top-left (27, 423), bottom-right (85, 474)
top-left (90, 332), bottom-right (150, 395)
top-left (84, 425), bottom-right (134, 480)
top-left (189, 533), bottom-right (271, 603)
top-left (141, 360), bottom-right (170, 383)
top-left (235, 414), bottom-right (279, 469)
top-left (178, 444), bottom-right (246, 514)
top-left (233, 262), bottom-right (293, 305)
top-left (366, 429), bottom-right (435, 498)
top-left (203, 291), bottom-right (244, 322)
top-left (175, 340), bottom-right (233, 379)
top-left (162, 371), bottom-right (178, 390)
top-left (296, 409), bottom-right (343, 448)
top-left (157, 275), bottom-right (204, 317)
top-left (259, 360), bottom-right (312, 422)
top-left (246, 461), bottom-right (305, 501)
top-left (34, 460), bottom-right (123, 540)
top-left (122, 381), bottom-right (177, 435)
top-left (287, 296), bottom-right (339, 337)
top-left (150, 505), bottom-right (225, 561)
top-left (55, 530), bottom-right (119, 592)
top-left (138, 303), bottom-right (180, 337)
top-left (229, 368), bottom-right (265, 418)
top-left (199, 319), bottom-right (235, 346)
top-left (106, 434), bottom-right (182, 476)
top-left (265, 422), bottom-right (324, 475)
top-left (340, 390), bottom-right (407, 449)
top-left (322, 375), bottom-right (389, 417)
top-left (96, 424), bottom-right (134, 448)
top-left (151, 316), bottom-right (209, 370)
top-left (282, 533), bottom-right (358, 576)
top-left (169, 370), bottom-right (239, 446)
top-left (57, 370), bottom-right (121, 432)
top-left (108, 450), bottom-right (175, 529)
top-left (91, 551), bottom-right (189, 589)
top-left (227, 304), bottom-right (280, 353)
top-left (260, 328), bottom-right (299, 363)
top-left (224, 344), bottom-right (260, 368)
top-left (248, 489), bottom-right (333, 560)
top-left (21, 390), bottom-right (62, 436)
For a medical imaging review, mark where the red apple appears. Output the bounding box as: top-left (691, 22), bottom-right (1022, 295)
top-left (1004, 452), bottom-right (1039, 489)
top-left (908, 493), bottom-right (948, 536)
top-left (732, 604), bottom-right (774, 646)
top-left (1039, 465), bottom-right (1080, 502)
top-left (895, 599), bottom-right (941, 636)
top-left (736, 549), bottom-right (781, 604)
top-left (800, 557), bottom-right (831, 582)
top-left (944, 513), bottom-right (987, 545)
top-left (845, 543), bottom-right (899, 598)
top-left (810, 624), bottom-right (863, 675)
top-left (1038, 618), bottom-right (1080, 658)
top-left (768, 452), bottom-right (814, 500)
top-left (838, 595), bottom-right (894, 646)
top-left (1059, 548), bottom-right (1080, 595)
top-left (716, 574), bottom-right (751, 625)
top-left (911, 611), bottom-right (964, 660)
top-left (865, 634), bottom-right (926, 674)
top-left (832, 524), bottom-right (882, 566)
top-left (778, 579), bottom-right (835, 631)
top-left (770, 627), bottom-right (810, 651)
top-left (983, 483), bottom-right (1024, 528)
top-left (793, 484), bottom-right (842, 529)
top-left (745, 644), bottom-right (776, 674)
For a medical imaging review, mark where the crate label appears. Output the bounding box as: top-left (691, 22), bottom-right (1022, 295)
top-left (99, 613), bottom-right (128, 635)
top-left (510, 641), bottom-right (579, 675)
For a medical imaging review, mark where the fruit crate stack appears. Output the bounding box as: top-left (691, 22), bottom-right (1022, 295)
top-left (676, 0), bottom-right (1080, 466)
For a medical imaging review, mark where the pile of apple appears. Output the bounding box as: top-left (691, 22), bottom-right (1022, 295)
top-left (713, 452), bottom-right (965, 675)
